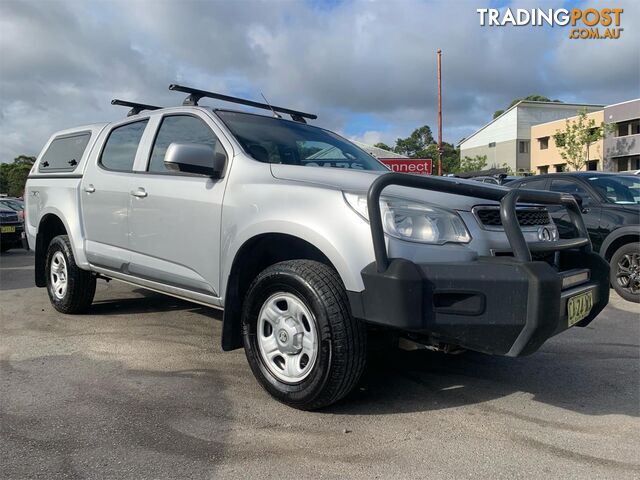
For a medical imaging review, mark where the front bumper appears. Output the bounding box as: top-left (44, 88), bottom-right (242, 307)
top-left (351, 173), bottom-right (610, 357)
top-left (0, 223), bottom-right (25, 248)
top-left (349, 250), bottom-right (609, 356)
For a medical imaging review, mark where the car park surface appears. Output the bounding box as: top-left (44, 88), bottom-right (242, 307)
top-left (1, 250), bottom-right (638, 479)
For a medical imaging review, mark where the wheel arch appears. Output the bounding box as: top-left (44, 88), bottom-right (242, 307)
top-left (599, 226), bottom-right (640, 261)
top-left (35, 213), bottom-right (69, 287)
top-left (221, 233), bottom-right (342, 351)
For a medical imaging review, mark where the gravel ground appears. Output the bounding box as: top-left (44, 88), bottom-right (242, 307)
top-left (1, 249), bottom-right (638, 479)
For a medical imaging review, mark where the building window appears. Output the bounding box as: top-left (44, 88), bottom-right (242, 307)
top-left (586, 160), bottom-right (598, 171)
top-left (554, 133), bottom-right (566, 147)
top-left (519, 140), bottom-right (529, 154)
top-left (615, 155), bottom-right (640, 171)
top-left (538, 165), bottom-right (549, 174)
top-left (555, 164), bottom-right (566, 172)
top-left (538, 137), bottom-right (549, 150)
top-left (615, 120), bottom-right (639, 137)
top-left (488, 142), bottom-right (496, 148)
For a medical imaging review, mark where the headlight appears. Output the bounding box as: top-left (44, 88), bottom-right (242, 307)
top-left (343, 192), bottom-right (471, 244)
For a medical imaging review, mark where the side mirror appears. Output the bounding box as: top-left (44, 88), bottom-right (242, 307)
top-left (164, 143), bottom-right (226, 177)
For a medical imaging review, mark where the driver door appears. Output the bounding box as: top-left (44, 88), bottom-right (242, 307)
top-left (127, 112), bottom-right (231, 299)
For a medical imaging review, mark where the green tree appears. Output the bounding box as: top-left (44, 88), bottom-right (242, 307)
top-left (373, 142), bottom-right (393, 152)
top-left (457, 155), bottom-right (488, 173)
top-left (0, 155), bottom-right (35, 197)
top-left (425, 142), bottom-right (460, 174)
top-left (493, 95), bottom-right (562, 119)
top-left (394, 126), bottom-right (434, 157)
top-left (552, 109), bottom-right (608, 171)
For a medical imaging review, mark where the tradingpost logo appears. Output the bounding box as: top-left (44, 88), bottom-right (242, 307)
top-left (477, 7), bottom-right (624, 39)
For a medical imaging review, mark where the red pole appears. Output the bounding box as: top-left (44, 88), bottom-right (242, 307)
top-left (437, 49), bottom-right (443, 176)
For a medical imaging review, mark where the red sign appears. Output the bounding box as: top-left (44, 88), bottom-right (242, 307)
top-left (379, 158), bottom-right (433, 175)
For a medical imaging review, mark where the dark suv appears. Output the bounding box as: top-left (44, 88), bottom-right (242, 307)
top-left (510, 172), bottom-right (640, 302)
top-left (0, 205), bottom-right (24, 253)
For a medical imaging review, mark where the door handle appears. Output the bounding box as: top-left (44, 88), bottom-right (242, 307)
top-left (130, 188), bottom-right (148, 198)
top-left (84, 184), bottom-right (95, 193)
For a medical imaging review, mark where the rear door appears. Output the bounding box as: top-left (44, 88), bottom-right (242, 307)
top-left (127, 111), bottom-right (231, 298)
top-left (81, 118), bottom-right (149, 271)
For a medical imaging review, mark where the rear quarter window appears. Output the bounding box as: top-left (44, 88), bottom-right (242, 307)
top-left (39, 133), bottom-right (91, 172)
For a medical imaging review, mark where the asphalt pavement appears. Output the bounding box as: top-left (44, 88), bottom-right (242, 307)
top-left (1, 250), bottom-right (638, 479)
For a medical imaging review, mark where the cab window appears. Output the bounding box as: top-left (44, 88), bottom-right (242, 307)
top-left (148, 115), bottom-right (225, 173)
top-left (100, 120), bottom-right (148, 172)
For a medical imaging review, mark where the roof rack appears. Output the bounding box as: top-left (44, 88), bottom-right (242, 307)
top-left (111, 99), bottom-right (162, 117)
top-left (168, 84), bottom-right (317, 123)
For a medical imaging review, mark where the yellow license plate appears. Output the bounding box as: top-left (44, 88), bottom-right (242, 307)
top-left (0, 226), bottom-right (16, 233)
top-left (567, 290), bottom-right (594, 327)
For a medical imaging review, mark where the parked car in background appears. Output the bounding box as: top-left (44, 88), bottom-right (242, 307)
top-left (509, 172), bottom-right (640, 302)
top-left (0, 197), bottom-right (25, 220)
top-left (470, 174), bottom-right (521, 186)
top-left (0, 205), bottom-right (24, 253)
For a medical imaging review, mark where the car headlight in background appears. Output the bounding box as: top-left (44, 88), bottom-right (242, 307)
top-left (343, 192), bottom-right (471, 244)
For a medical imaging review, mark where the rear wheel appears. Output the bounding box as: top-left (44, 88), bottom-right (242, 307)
top-left (45, 235), bottom-right (96, 313)
top-left (242, 260), bottom-right (366, 410)
top-left (610, 243), bottom-right (640, 303)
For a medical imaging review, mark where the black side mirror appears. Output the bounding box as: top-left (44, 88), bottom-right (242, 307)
top-left (164, 143), bottom-right (226, 178)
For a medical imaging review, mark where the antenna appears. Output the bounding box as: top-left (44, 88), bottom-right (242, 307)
top-left (261, 92), bottom-right (282, 119)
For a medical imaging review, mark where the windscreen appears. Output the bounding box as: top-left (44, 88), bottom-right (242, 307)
top-left (217, 111), bottom-right (387, 171)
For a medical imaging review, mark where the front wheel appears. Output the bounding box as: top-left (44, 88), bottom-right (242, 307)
top-left (611, 243), bottom-right (640, 303)
top-left (242, 260), bottom-right (366, 410)
top-left (45, 235), bottom-right (96, 313)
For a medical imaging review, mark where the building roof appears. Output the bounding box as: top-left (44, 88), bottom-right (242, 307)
top-left (352, 140), bottom-right (408, 158)
top-left (604, 98), bottom-right (640, 109)
top-left (459, 100), bottom-right (604, 147)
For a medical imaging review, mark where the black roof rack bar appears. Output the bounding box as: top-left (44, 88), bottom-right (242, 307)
top-left (111, 99), bottom-right (163, 117)
top-left (168, 84), bottom-right (317, 122)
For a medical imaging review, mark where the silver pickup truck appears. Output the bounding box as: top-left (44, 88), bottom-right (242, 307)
top-left (25, 85), bottom-right (609, 410)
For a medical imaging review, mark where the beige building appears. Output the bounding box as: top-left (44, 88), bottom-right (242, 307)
top-left (530, 110), bottom-right (605, 174)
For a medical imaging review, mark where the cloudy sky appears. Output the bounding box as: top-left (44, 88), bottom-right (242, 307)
top-left (1, 0), bottom-right (638, 161)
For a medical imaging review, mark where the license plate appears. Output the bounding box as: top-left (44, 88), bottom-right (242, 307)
top-left (0, 226), bottom-right (16, 233)
top-left (567, 290), bottom-right (594, 327)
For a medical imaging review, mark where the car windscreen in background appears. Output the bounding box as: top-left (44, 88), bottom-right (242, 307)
top-left (39, 132), bottom-right (91, 172)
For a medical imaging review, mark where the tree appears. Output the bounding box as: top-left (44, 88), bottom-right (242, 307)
top-left (552, 109), bottom-right (608, 171)
top-left (457, 155), bottom-right (488, 173)
top-left (373, 142), bottom-right (393, 152)
top-left (394, 126), bottom-right (434, 157)
top-left (0, 155), bottom-right (35, 197)
top-left (425, 142), bottom-right (460, 174)
top-left (493, 95), bottom-right (562, 119)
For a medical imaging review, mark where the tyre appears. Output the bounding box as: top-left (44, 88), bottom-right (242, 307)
top-left (242, 260), bottom-right (366, 410)
top-left (610, 242), bottom-right (640, 303)
top-left (45, 235), bottom-right (96, 313)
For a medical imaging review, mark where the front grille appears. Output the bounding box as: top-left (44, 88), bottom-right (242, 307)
top-left (0, 212), bottom-right (19, 223)
top-left (475, 207), bottom-right (550, 228)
